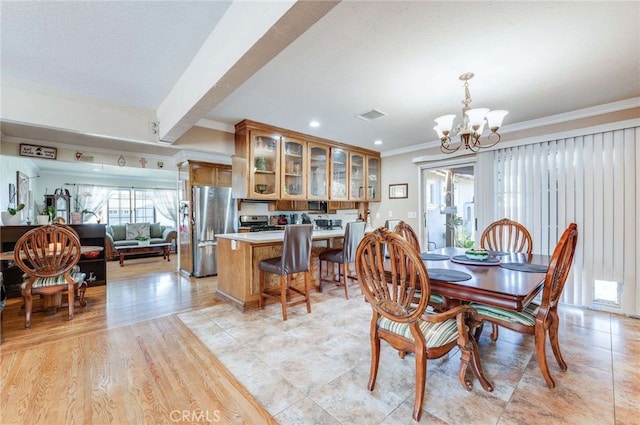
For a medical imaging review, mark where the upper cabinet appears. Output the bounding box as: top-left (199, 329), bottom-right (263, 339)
top-left (308, 143), bottom-right (329, 200)
top-left (281, 137), bottom-right (306, 199)
top-left (349, 152), bottom-right (365, 201)
top-left (330, 147), bottom-right (349, 200)
top-left (234, 120), bottom-right (381, 202)
top-left (366, 155), bottom-right (381, 201)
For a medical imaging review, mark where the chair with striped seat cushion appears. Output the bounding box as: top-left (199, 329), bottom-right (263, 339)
top-left (355, 227), bottom-right (493, 422)
top-left (14, 224), bottom-right (82, 328)
top-left (471, 223), bottom-right (578, 389)
top-left (392, 220), bottom-right (446, 312)
top-left (23, 266), bottom-right (87, 308)
top-left (478, 218), bottom-right (534, 341)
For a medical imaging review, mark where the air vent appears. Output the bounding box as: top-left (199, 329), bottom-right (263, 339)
top-left (355, 109), bottom-right (388, 122)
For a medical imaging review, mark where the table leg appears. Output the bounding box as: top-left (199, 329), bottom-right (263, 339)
top-left (164, 246), bottom-right (170, 262)
top-left (119, 251), bottom-right (125, 267)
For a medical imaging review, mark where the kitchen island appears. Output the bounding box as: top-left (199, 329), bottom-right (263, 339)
top-left (216, 229), bottom-right (345, 311)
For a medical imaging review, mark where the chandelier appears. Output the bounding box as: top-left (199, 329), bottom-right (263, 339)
top-left (433, 72), bottom-right (508, 154)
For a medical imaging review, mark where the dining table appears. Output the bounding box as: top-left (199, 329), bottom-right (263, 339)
top-left (420, 247), bottom-right (550, 312)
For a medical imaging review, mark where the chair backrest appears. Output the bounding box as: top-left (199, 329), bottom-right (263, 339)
top-left (393, 220), bottom-right (421, 253)
top-left (342, 221), bottom-right (367, 263)
top-left (14, 224), bottom-right (81, 278)
top-left (480, 218), bottom-right (532, 253)
top-left (356, 227), bottom-right (430, 322)
top-left (384, 219), bottom-right (400, 230)
top-left (539, 223), bottom-right (578, 313)
top-left (280, 224), bottom-right (314, 274)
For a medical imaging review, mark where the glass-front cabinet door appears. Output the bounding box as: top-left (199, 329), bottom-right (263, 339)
top-left (349, 152), bottom-right (365, 201)
top-left (308, 143), bottom-right (329, 199)
top-left (281, 137), bottom-right (306, 199)
top-left (249, 132), bottom-right (280, 199)
top-left (330, 147), bottom-right (349, 200)
top-left (366, 155), bottom-right (381, 201)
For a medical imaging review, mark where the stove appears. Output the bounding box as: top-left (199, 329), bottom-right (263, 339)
top-left (239, 215), bottom-right (281, 232)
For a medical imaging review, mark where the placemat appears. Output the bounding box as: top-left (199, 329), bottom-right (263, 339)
top-left (450, 255), bottom-right (501, 266)
top-left (487, 250), bottom-right (510, 256)
top-left (500, 263), bottom-right (548, 273)
top-left (427, 268), bottom-right (472, 282)
top-left (420, 253), bottom-right (450, 261)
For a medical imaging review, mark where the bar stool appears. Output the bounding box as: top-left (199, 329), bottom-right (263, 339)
top-left (258, 224), bottom-right (314, 320)
top-left (318, 221), bottom-right (366, 299)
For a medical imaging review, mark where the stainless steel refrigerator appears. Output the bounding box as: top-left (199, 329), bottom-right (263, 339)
top-left (192, 186), bottom-right (237, 277)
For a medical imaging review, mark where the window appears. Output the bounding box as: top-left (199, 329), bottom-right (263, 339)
top-left (102, 187), bottom-right (175, 226)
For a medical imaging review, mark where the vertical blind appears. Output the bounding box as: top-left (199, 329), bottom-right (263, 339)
top-left (483, 127), bottom-right (639, 316)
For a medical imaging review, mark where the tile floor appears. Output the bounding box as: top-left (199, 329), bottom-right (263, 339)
top-left (178, 284), bottom-right (640, 424)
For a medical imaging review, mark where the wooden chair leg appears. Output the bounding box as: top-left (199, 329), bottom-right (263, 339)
top-left (67, 285), bottom-right (74, 320)
top-left (304, 271), bottom-right (311, 313)
top-left (318, 260), bottom-right (324, 293)
top-left (535, 325), bottom-right (555, 388)
top-left (549, 310), bottom-right (567, 371)
top-left (280, 275), bottom-right (288, 321)
top-left (490, 323), bottom-right (499, 341)
top-left (23, 292), bottom-right (32, 329)
top-left (368, 332), bottom-right (381, 391)
top-left (259, 269), bottom-right (265, 310)
top-left (413, 343), bottom-right (427, 422)
top-left (340, 263), bottom-right (349, 299)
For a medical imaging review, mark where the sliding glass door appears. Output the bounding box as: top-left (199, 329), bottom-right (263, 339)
top-left (421, 164), bottom-right (475, 249)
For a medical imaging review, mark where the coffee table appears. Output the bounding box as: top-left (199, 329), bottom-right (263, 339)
top-left (114, 243), bottom-right (171, 267)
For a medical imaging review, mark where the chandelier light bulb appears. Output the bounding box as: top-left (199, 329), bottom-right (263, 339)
top-left (486, 110), bottom-right (509, 132)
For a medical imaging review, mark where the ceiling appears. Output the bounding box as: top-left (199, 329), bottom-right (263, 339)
top-left (1, 1), bottom-right (639, 176)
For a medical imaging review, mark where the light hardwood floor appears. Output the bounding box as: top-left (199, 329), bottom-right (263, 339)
top-left (2, 256), bottom-right (638, 424)
top-left (1, 256), bottom-right (275, 425)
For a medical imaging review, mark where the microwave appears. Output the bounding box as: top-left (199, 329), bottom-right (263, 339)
top-left (307, 201), bottom-right (328, 213)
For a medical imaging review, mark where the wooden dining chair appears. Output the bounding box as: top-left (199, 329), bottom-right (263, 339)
top-left (355, 227), bottom-right (493, 421)
top-left (318, 221), bottom-right (366, 299)
top-left (480, 218), bottom-right (533, 254)
top-left (14, 224), bottom-right (83, 328)
top-left (258, 224), bottom-right (314, 320)
top-left (479, 218), bottom-right (533, 340)
top-left (392, 220), bottom-right (446, 312)
top-left (471, 223), bottom-right (578, 388)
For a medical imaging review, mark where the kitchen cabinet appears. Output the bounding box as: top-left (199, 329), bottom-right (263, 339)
top-left (330, 147), bottom-right (349, 200)
top-left (308, 143), bottom-right (329, 200)
top-left (366, 155), bottom-right (381, 201)
top-left (234, 120), bottom-right (381, 203)
top-left (281, 137), bottom-right (306, 199)
top-left (349, 152), bottom-right (365, 201)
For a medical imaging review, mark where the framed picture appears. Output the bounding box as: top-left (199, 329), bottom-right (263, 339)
top-left (389, 183), bottom-right (408, 199)
top-left (17, 171), bottom-right (29, 220)
top-left (19, 143), bottom-right (57, 160)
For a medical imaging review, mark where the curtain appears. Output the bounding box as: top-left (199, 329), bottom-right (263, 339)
top-left (152, 189), bottom-right (177, 225)
top-left (483, 126), bottom-right (639, 316)
top-left (76, 184), bottom-right (112, 223)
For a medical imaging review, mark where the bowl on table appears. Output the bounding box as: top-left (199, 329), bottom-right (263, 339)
top-left (465, 248), bottom-right (489, 261)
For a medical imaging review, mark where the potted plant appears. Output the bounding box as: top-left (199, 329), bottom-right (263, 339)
top-left (81, 209), bottom-right (100, 223)
top-left (34, 202), bottom-right (50, 225)
top-left (138, 236), bottom-right (150, 246)
top-left (1, 193), bottom-right (25, 225)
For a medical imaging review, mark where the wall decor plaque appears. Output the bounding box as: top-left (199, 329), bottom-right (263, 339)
top-left (19, 143), bottom-right (57, 160)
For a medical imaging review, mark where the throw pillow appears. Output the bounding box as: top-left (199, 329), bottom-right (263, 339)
top-left (106, 225), bottom-right (114, 237)
top-left (126, 223), bottom-right (150, 240)
top-left (112, 224), bottom-right (127, 241)
top-left (150, 222), bottom-right (163, 238)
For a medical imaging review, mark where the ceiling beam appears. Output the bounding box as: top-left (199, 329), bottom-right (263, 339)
top-left (156, 0), bottom-right (340, 143)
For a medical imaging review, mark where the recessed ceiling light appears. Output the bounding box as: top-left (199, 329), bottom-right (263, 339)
top-left (374, 140), bottom-right (383, 145)
top-left (309, 120), bottom-right (320, 128)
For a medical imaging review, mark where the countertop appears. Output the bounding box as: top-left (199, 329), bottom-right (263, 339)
top-left (217, 229), bottom-right (345, 243)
